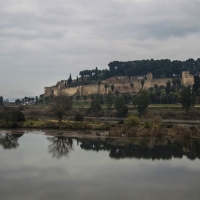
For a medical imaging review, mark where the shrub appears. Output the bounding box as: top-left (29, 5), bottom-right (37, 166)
top-left (11, 111), bottom-right (25, 122)
top-left (74, 113), bottom-right (84, 121)
top-left (115, 106), bottom-right (128, 117)
top-left (125, 115), bottom-right (140, 126)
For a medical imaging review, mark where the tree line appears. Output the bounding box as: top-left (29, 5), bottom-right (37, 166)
top-left (67, 58), bottom-right (200, 84)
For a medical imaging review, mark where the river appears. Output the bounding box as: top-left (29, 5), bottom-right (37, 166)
top-left (0, 130), bottom-right (200, 200)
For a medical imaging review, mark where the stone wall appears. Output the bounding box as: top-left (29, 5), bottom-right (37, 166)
top-left (44, 87), bottom-right (54, 97)
top-left (44, 71), bottom-right (194, 97)
top-left (151, 78), bottom-right (172, 87)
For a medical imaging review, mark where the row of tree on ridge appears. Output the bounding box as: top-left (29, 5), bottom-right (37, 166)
top-left (67, 58), bottom-right (200, 84)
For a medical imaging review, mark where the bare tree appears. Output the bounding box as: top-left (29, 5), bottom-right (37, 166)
top-left (50, 96), bottom-right (72, 122)
top-left (47, 136), bottom-right (74, 159)
top-left (0, 133), bottom-right (22, 149)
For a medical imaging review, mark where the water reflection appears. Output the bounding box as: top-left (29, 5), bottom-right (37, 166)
top-left (1, 131), bottom-right (200, 160)
top-left (0, 132), bottom-right (24, 149)
top-left (77, 137), bottom-right (200, 160)
top-left (47, 136), bottom-right (74, 159)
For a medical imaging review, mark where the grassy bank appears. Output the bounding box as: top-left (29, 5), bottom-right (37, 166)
top-left (1, 116), bottom-right (200, 140)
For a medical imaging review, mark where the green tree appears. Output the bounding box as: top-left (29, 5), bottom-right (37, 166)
top-left (76, 96), bottom-right (80, 101)
top-left (104, 83), bottom-right (108, 93)
top-left (11, 111), bottom-right (25, 122)
top-left (91, 95), bottom-right (95, 101)
top-left (69, 96), bottom-right (73, 101)
top-left (95, 67), bottom-right (98, 81)
top-left (67, 74), bottom-right (72, 84)
top-left (2, 108), bottom-right (12, 127)
top-left (91, 94), bottom-right (101, 112)
top-left (133, 89), bottom-right (149, 116)
top-left (115, 90), bottom-right (120, 96)
top-left (105, 91), bottom-right (113, 110)
top-left (114, 96), bottom-right (125, 110)
top-left (50, 96), bottom-right (72, 122)
top-left (165, 80), bottom-right (171, 103)
top-left (98, 80), bottom-right (101, 92)
top-left (141, 79), bottom-right (145, 89)
top-left (114, 96), bottom-right (128, 117)
top-left (111, 84), bottom-right (115, 93)
top-left (179, 86), bottom-right (195, 110)
top-left (155, 87), bottom-right (161, 104)
top-left (15, 99), bottom-right (21, 105)
top-left (0, 96), bottom-right (3, 106)
top-left (83, 96), bottom-right (87, 101)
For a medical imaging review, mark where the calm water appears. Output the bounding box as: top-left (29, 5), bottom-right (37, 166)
top-left (0, 130), bottom-right (200, 200)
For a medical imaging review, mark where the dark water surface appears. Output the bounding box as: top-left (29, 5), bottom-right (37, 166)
top-left (0, 130), bottom-right (200, 200)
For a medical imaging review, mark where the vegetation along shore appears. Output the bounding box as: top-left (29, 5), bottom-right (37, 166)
top-left (1, 58), bottom-right (200, 139)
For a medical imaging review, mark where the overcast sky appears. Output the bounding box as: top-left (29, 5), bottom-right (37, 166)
top-left (1, 0), bottom-right (200, 99)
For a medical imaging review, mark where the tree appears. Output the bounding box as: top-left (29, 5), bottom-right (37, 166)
top-left (130, 83), bottom-right (134, 88)
top-left (155, 87), bottom-right (161, 104)
top-left (141, 79), bottom-right (145, 89)
top-left (193, 73), bottom-right (200, 94)
top-left (105, 91), bottom-right (113, 110)
top-left (90, 95), bottom-right (95, 101)
top-left (11, 111), bottom-right (25, 122)
top-left (95, 67), bottom-right (98, 81)
top-left (2, 107), bottom-right (13, 127)
top-left (177, 79), bottom-right (181, 91)
top-left (47, 136), bottom-right (74, 159)
top-left (104, 83), bottom-right (108, 93)
top-left (15, 99), bottom-right (21, 105)
top-left (111, 84), bottom-right (115, 93)
top-left (115, 90), bottom-right (119, 96)
top-left (79, 71), bottom-right (84, 82)
top-left (0, 133), bottom-right (20, 149)
top-left (69, 96), bottom-right (73, 101)
top-left (83, 96), bottom-right (87, 101)
top-left (165, 80), bottom-right (171, 103)
top-left (172, 78), bottom-right (181, 90)
top-left (98, 80), bottom-right (101, 92)
top-left (50, 96), bottom-right (72, 122)
top-left (179, 86), bottom-right (195, 110)
top-left (133, 89), bottom-right (149, 116)
top-left (114, 96), bottom-right (125, 110)
top-left (114, 96), bottom-right (128, 117)
top-left (67, 74), bottom-right (72, 84)
top-left (0, 96), bottom-right (3, 106)
top-left (76, 96), bottom-right (80, 101)
top-left (91, 94), bottom-right (101, 112)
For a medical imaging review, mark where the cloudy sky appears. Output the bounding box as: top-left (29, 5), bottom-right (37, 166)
top-left (1, 0), bottom-right (200, 99)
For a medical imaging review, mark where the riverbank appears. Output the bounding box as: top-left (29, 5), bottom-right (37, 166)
top-left (1, 117), bottom-right (200, 139)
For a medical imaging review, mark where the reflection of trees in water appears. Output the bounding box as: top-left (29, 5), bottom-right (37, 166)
top-left (80, 138), bottom-right (109, 152)
top-left (0, 133), bottom-right (23, 149)
top-left (77, 138), bottom-right (200, 160)
top-left (47, 136), bottom-right (74, 159)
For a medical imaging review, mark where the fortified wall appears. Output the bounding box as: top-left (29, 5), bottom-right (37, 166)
top-left (44, 71), bottom-right (194, 97)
